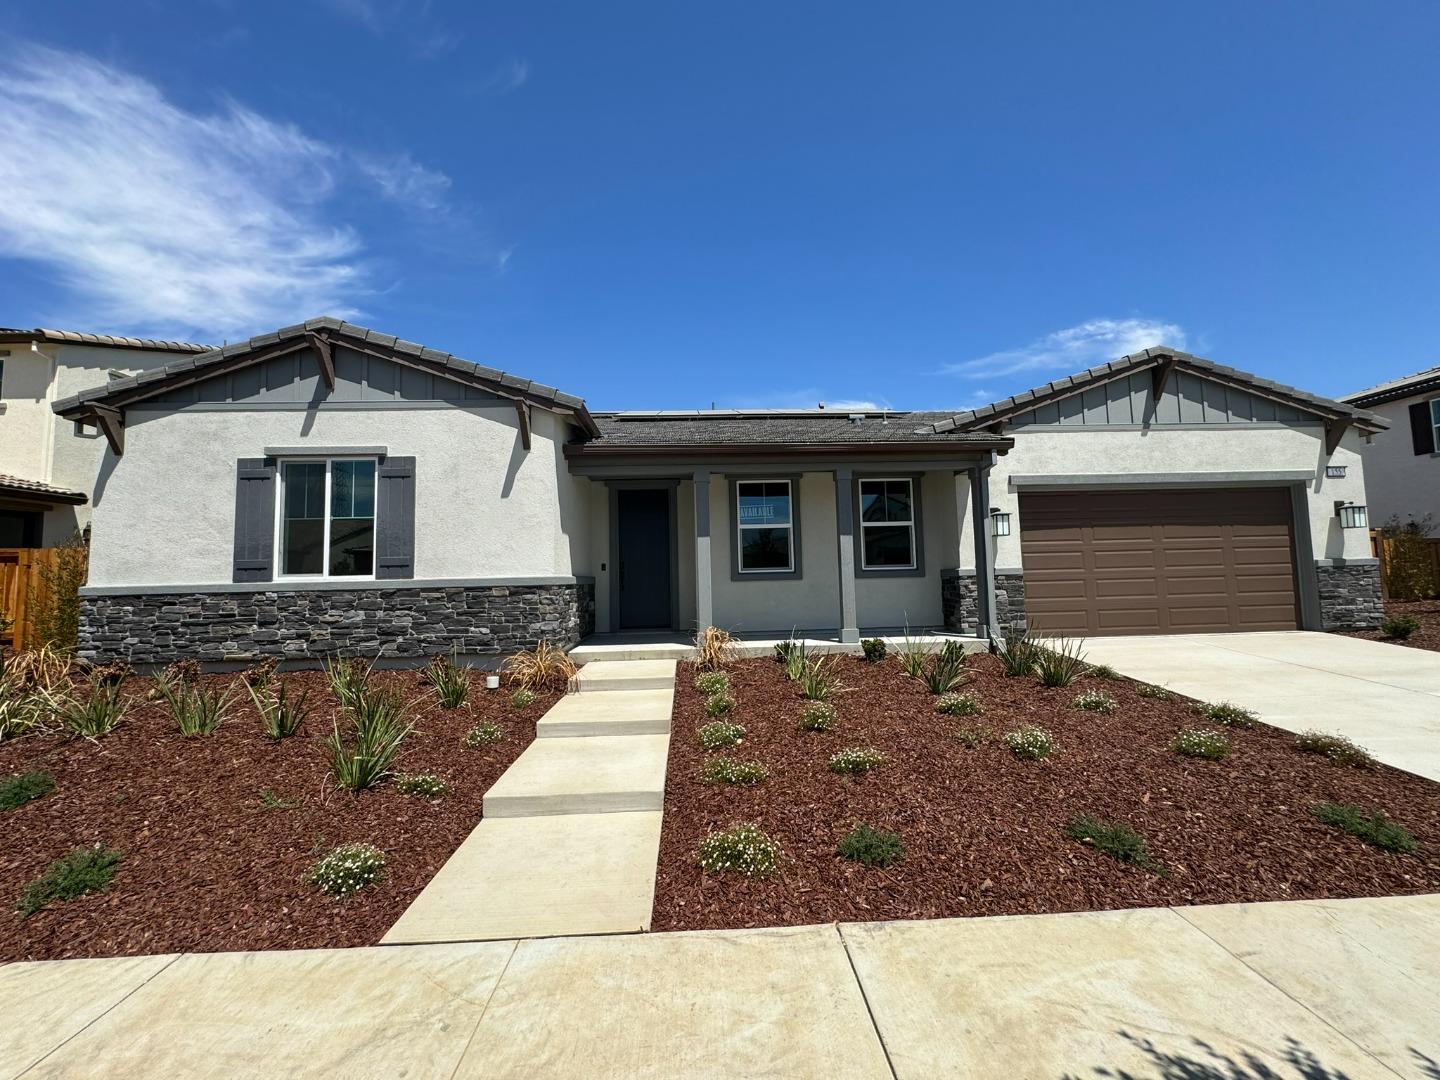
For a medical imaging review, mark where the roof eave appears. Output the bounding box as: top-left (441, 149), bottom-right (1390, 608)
top-left (564, 438), bottom-right (1014, 460)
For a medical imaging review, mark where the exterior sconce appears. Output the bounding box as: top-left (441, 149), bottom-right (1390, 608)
top-left (1325, 465), bottom-right (1347, 479)
top-left (990, 508), bottom-right (1012, 537)
top-left (1334, 501), bottom-right (1368, 529)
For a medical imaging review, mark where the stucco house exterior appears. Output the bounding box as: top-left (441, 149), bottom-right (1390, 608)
top-left (0, 327), bottom-right (210, 546)
top-left (1340, 365), bottom-right (1440, 528)
top-left (49, 317), bottom-right (1387, 665)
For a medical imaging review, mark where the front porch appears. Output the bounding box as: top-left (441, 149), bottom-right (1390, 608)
top-left (568, 627), bottom-right (986, 664)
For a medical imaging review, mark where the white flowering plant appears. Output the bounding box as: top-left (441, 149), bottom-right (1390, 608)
top-left (1072, 689), bottom-right (1116, 714)
top-left (461, 720), bottom-right (504, 749)
top-left (694, 671), bottom-right (730, 696)
top-left (1173, 728), bottom-right (1230, 760)
top-left (1193, 701), bottom-right (1257, 728)
top-left (798, 703), bottom-right (836, 732)
top-left (936, 691), bottom-right (982, 717)
top-left (696, 824), bottom-right (783, 877)
top-left (698, 720), bottom-right (745, 750)
top-left (395, 772), bottom-right (449, 799)
top-left (304, 842), bottom-right (386, 897)
top-left (700, 756), bottom-right (769, 785)
top-left (828, 747), bottom-right (885, 775)
top-left (1004, 726), bottom-right (1055, 760)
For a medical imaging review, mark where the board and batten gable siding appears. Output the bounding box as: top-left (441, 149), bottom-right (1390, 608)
top-left (1009, 370), bottom-right (1315, 428)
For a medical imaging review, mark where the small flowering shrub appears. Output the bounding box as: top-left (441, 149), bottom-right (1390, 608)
top-left (461, 720), bottom-right (504, 749)
top-left (703, 692), bottom-right (736, 717)
top-left (696, 824), bottom-right (782, 877)
top-left (694, 671), bottom-right (730, 696)
top-left (936, 691), bottom-right (981, 717)
top-left (1193, 701), bottom-right (1257, 729)
top-left (1085, 663), bottom-right (1121, 680)
top-left (860, 638), bottom-right (888, 663)
top-left (304, 842), bottom-right (386, 897)
top-left (394, 773), bottom-right (449, 799)
top-left (798, 703), bottom-right (836, 732)
top-left (698, 720), bottom-right (745, 750)
top-left (837, 823), bottom-right (904, 867)
top-left (1072, 689), bottom-right (1116, 714)
top-left (700, 756), bottom-right (768, 785)
top-left (1136, 683), bottom-right (1176, 701)
top-left (1174, 728), bottom-right (1230, 760)
top-left (828, 747), bottom-right (884, 775)
top-left (1004, 727), bottom-right (1055, 760)
top-left (1295, 731), bottom-right (1375, 768)
top-left (511, 688), bottom-right (538, 709)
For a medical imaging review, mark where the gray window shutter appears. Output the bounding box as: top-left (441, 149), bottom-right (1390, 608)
top-left (233, 458), bottom-right (276, 582)
top-left (1409, 401), bottom-right (1436, 456)
top-left (376, 456), bottom-right (416, 579)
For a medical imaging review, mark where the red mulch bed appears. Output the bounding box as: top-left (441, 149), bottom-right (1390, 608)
top-left (0, 670), bottom-right (554, 962)
top-left (1340, 598), bottom-right (1440, 654)
top-left (652, 653), bottom-right (1440, 931)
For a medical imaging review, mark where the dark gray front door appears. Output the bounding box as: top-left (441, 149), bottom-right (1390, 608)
top-left (617, 488), bottom-right (672, 629)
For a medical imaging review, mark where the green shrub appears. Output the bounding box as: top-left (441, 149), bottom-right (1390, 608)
top-left (828, 747), bottom-right (884, 775)
top-left (1311, 802), bottom-right (1417, 854)
top-left (258, 789), bottom-right (297, 810)
top-left (798, 657), bottom-right (842, 701)
top-left (1004, 726), bottom-right (1055, 760)
top-left (1174, 728), bottom-right (1229, 760)
top-left (1034, 637), bottom-right (1088, 688)
top-left (699, 720), bottom-right (745, 750)
top-left (43, 680), bottom-right (128, 738)
top-left (304, 842), bottom-right (386, 897)
top-left (700, 756), bottom-right (768, 785)
top-left (1378, 515), bottom-right (1437, 600)
top-left (798, 703), bottom-right (836, 732)
top-left (1193, 701), bottom-right (1258, 729)
top-left (247, 678), bottom-right (310, 740)
top-left (696, 824), bottom-right (782, 876)
top-left (837, 823), bottom-right (904, 867)
top-left (922, 642), bottom-right (968, 694)
top-left (694, 671), bottom-right (730, 696)
top-left (1295, 730), bottom-right (1375, 768)
top-left (1085, 663), bottom-right (1121, 680)
top-left (995, 628), bottom-right (1041, 677)
top-left (323, 657), bottom-right (371, 710)
top-left (860, 638), bottom-right (887, 663)
top-left (0, 771), bottom-right (54, 811)
top-left (327, 686), bottom-right (412, 791)
top-left (395, 773), bottom-right (449, 799)
top-left (776, 639), bottom-right (808, 681)
top-left (17, 844), bottom-right (123, 916)
top-left (952, 726), bottom-right (986, 748)
top-left (422, 652), bottom-right (470, 709)
top-left (1072, 689), bottom-right (1116, 714)
top-left (1380, 613), bottom-right (1422, 640)
top-left (1065, 815), bottom-right (1164, 873)
top-left (1136, 683), bottom-right (1176, 701)
top-left (28, 532), bottom-right (88, 651)
top-left (936, 691), bottom-right (981, 717)
top-left (704, 692), bottom-right (736, 717)
top-left (511, 687), bottom-right (538, 709)
top-left (461, 720), bottom-right (504, 749)
top-left (162, 678), bottom-right (239, 737)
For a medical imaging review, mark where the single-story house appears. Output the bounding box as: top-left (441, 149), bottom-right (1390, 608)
top-left (1340, 364), bottom-right (1440, 527)
top-left (50, 317), bottom-right (1387, 665)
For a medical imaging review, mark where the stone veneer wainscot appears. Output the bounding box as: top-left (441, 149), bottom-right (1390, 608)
top-left (1314, 562), bottom-right (1384, 631)
top-left (941, 570), bottom-right (1028, 639)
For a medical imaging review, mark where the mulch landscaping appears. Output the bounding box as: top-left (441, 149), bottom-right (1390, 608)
top-left (1340, 598), bottom-right (1440, 654)
top-left (652, 651), bottom-right (1440, 932)
top-left (0, 669), bottom-right (555, 962)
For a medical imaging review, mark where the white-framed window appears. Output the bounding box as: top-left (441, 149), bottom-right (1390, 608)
top-left (859, 478), bottom-right (916, 570)
top-left (1431, 398), bottom-right (1440, 447)
top-left (736, 479), bottom-right (794, 573)
top-left (276, 458), bottom-right (378, 579)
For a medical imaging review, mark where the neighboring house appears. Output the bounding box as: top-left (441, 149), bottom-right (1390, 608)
top-left (1339, 365), bottom-right (1440, 528)
top-left (0, 327), bottom-right (211, 546)
top-left (49, 318), bottom-right (1387, 666)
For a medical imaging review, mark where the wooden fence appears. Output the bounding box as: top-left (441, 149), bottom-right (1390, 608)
top-left (1369, 530), bottom-right (1440, 599)
top-left (0, 547), bottom-right (63, 652)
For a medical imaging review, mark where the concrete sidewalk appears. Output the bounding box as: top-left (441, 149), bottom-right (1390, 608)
top-left (1082, 631), bottom-right (1440, 782)
top-left (5, 894), bottom-right (1437, 1079)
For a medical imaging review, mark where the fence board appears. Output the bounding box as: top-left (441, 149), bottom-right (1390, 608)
top-left (0, 548), bottom-right (62, 651)
top-left (1369, 530), bottom-right (1440, 599)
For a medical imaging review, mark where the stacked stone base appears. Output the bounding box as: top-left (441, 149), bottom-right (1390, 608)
top-left (1315, 562), bottom-right (1384, 631)
top-left (78, 582), bottom-right (596, 667)
top-left (941, 570), bottom-right (1028, 639)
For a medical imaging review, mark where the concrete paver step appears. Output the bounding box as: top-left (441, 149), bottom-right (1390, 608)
top-left (382, 812), bottom-right (665, 944)
top-left (536, 687), bottom-right (673, 738)
top-left (482, 734), bottom-right (670, 817)
top-left (574, 659), bottom-right (677, 692)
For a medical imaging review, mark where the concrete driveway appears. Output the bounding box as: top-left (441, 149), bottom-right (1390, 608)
top-left (1081, 631), bottom-right (1440, 782)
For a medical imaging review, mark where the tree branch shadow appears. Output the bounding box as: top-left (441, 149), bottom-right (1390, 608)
top-left (1060, 1030), bottom-right (1436, 1080)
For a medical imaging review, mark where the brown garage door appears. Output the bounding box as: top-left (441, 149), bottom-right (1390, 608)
top-left (1018, 488), bottom-right (1299, 636)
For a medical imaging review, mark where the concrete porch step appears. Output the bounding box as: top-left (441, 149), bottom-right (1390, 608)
top-left (573, 659), bottom-right (678, 692)
top-left (536, 688), bottom-right (674, 738)
top-left (482, 734), bottom-right (671, 817)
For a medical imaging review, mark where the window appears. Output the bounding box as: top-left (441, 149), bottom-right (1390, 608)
top-left (1432, 399), bottom-right (1440, 447)
top-left (859, 478), bottom-right (916, 570)
top-left (736, 480), bottom-right (794, 573)
top-left (278, 458), bottom-right (376, 578)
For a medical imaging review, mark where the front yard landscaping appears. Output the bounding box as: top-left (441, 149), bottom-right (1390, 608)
top-left (0, 655), bottom-right (560, 962)
top-left (651, 641), bottom-right (1440, 931)
top-left (1340, 598), bottom-right (1440, 654)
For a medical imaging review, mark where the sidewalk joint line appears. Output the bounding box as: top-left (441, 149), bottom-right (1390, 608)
top-left (835, 925), bottom-right (899, 1080)
top-left (447, 939), bottom-right (520, 1080)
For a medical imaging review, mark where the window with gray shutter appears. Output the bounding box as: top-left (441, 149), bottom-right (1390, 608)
top-left (1411, 400), bottom-right (1438, 456)
top-left (375, 456), bottom-right (416, 579)
top-left (233, 458), bottom-right (277, 582)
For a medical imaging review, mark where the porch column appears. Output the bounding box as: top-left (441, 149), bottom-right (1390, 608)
top-left (969, 453), bottom-right (998, 640)
top-left (693, 469), bottom-right (713, 631)
top-left (834, 466), bottom-right (860, 642)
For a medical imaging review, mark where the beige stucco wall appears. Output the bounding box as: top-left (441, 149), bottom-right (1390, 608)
top-left (1348, 397), bottom-right (1440, 527)
top-left (87, 403), bottom-right (594, 588)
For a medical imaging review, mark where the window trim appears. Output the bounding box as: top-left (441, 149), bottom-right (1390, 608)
top-left (1431, 398), bottom-right (1440, 448)
top-left (273, 455), bottom-right (380, 582)
top-left (852, 473), bottom-right (926, 578)
top-left (729, 476), bottom-right (803, 581)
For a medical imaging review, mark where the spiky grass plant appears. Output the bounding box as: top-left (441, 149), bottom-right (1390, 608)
top-left (247, 678), bottom-right (310, 740)
top-left (0, 668), bottom-right (46, 741)
top-left (43, 680), bottom-right (128, 739)
top-left (798, 656), bottom-right (842, 701)
top-left (503, 641), bottom-right (577, 692)
top-left (995, 628), bottom-right (1041, 677)
top-left (161, 677), bottom-right (240, 737)
top-left (922, 641), bottom-right (968, 694)
top-left (778, 637), bottom-right (809, 681)
top-left (3, 644), bottom-right (73, 693)
top-left (324, 657), bottom-right (372, 710)
top-left (1033, 637), bottom-right (1089, 688)
top-left (327, 686), bottom-right (412, 791)
top-left (422, 652), bottom-right (470, 709)
top-left (897, 625), bottom-right (930, 679)
top-left (693, 626), bottom-right (738, 671)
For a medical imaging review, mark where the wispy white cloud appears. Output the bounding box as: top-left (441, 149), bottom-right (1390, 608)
top-left (318, 0), bottom-right (461, 57)
top-left (482, 59), bottom-right (530, 94)
top-left (0, 46), bottom-right (457, 339)
top-left (942, 318), bottom-right (1187, 378)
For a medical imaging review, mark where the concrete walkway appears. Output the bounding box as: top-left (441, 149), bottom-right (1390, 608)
top-left (4, 894), bottom-right (1437, 1078)
top-left (382, 660), bottom-right (675, 944)
top-left (1082, 631), bottom-right (1440, 782)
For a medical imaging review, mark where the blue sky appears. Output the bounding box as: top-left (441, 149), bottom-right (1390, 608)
top-left (1, 1), bottom-right (1437, 411)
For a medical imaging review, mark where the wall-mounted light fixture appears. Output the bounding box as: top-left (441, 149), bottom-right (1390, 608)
top-left (1334, 500), bottom-right (1368, 529)
top-left (990, 508), bottom-right (1012, 537)
top-left (1325, 464), bottom-right (1348, 479)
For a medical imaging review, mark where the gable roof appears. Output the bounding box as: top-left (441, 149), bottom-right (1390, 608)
top-left (1341, 365), bottom-right (1440, 409)
top-left (50, 316), bottom-right (599, 436)
top-left (0, 327), bottom-right (213, 353)
top-left (929, 347), bottom-right (1387, 434)
top-left (585, 410), bottom-right (1011, 451)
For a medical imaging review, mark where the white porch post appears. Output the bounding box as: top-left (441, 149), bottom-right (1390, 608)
top-left (969, 453), bottom-right (998, 640)
top-left (834, 466), bottom-right (860, 642)
top-left (693, 469), bottom-right (713, 631)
